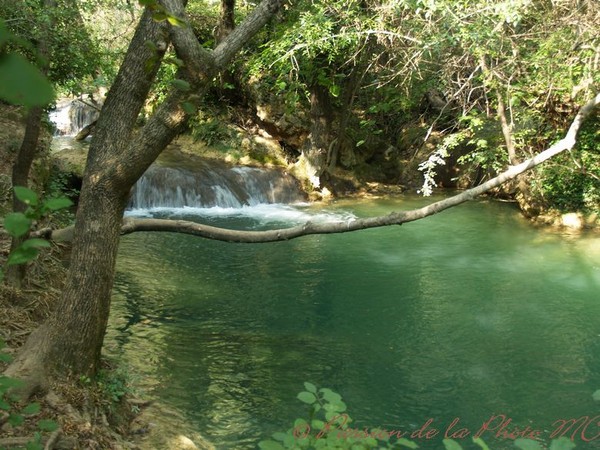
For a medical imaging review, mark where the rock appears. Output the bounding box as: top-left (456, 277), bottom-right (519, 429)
top-left (561, 212), bottom-right (584, 229)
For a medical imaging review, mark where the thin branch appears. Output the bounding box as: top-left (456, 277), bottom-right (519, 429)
top-left (24, 94), bottom-right (598, 244)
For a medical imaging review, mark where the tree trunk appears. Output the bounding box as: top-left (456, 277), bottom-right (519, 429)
top-left (6, 0), bottom-right (287, 390)
top-left (5, 10), bottom-right (169, 383)
top-left (297, 83), bottom-right (334, 188)
top-left (4, 0), bottom-right (56, 288)
top-left (215, 0), bottom-right (235, 44)
top-left (4, 106), bottom-right (44, 287)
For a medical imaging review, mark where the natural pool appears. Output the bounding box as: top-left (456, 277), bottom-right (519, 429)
top-left (107, 195), bottom-right (600, 449)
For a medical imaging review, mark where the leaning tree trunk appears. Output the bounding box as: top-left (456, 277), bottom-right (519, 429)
top-left (6, 0), bottom-right (287, 391)
top-left (5, 10), bottom-right (169, 383)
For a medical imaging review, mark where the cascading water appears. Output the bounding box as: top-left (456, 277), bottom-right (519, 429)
top-left (49, 98), bottom-right (100, 136)
top-left (129, 165), bottom-right (304, 209)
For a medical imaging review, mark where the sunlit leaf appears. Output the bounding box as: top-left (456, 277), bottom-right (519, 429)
top-left (592, 389), bottom-right (600, 401)
top-left (0, 53), bottom-right (54, 107)
top-left (3, 212), bottom-right (32, 237)
top-left (472, 437), bottom-right (490, 450)
top-left (8, 413), bottom-right (25, 426)
top-left (258, 440), bottom-right (285, 450)
top-left (514, 438), bottom-right (543, 450)
top-left (21, 239), bottom-right (51, 250)
top-left (320, 388), bottom-right (342, 404)
top-left (14, 186), bottom-right (38, 206)
top-left (7, 246), bottom-right (39, 265)
top-left (443, 438), bottom-right (464, 450)
top-left (167, 15), bottom-right (187, 27)
top-left (297, 391), bottom-right (317, 404)
top-left (304, 382), bottom-right (317, 393)
top-left (0, 376), bottom-right (25, 390)
top-left (396, 438), bottom-right (419, 448)
top-left (271, 432), bottom-right (287, 442)
top-left (549, 437), bottom-right (576, 450)
top-left (37, 419), bottom-right (58, 431)
top-left (152, 12), bottom-right (168, 22)
top-left (21, 402), bottom-right (41, 415)
top-left (43, 196), bottom-right (73, 211)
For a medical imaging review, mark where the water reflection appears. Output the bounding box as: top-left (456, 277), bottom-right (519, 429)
top-left (107, 197), bottom-right (600, 449)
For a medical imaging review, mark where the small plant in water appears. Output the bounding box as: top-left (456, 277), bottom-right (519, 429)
top-left (260, 384), bottom-right (584, 450)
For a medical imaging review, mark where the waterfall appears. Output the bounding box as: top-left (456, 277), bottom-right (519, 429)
top-left (49, 99), bottom-right (100, 136)
top-left (128, 164), bottom-right (305, 210)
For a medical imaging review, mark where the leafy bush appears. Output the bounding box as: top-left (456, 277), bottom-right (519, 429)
top-left (0, 338), bottom-right (58, 450)
top-left (1, 187), bottom-right (72, 280)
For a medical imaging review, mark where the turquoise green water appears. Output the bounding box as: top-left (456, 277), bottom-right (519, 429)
top-left (107, 196), bottom-right (600, 449)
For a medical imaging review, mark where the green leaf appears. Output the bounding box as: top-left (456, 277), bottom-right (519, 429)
top-left (443, 439), bottom-right (464, 450)
top-left (37, 419), bottom-right (58, 432)
top-left (297, 391), bottom-right (317, 404)
top-left (14, 186), bottom-right (38, 206)
top-left (3, 212), bottom-right (32, 237)
top-left (271, 432), bottom-right (287, 442)
top-left (304, 382), bottom-right (317, 393)
top-left (26, 440), bottom-right (43, 450)
top-left (138, 0), bottom-right (155, 5)
top-left (181, 102), bottom-right (196, 115)
top-left (21, 402), bottom-right (41, 415)
top-left (21, 239), bottom-right (51, 250)
top-left (311, 419), bottom-right (325, 430)
top-left (472, 437), bottom-right (490, 450)
top-left (171, 79), bottom-right (191, 91)
top-left (167, 15), bottom-right (187, 27)
top-left (396, 438), bottom-right (419, 449)
top-left (8, 413), bottom-right (25, 426)
top-left (43, 197), bottom-right (73, 211)
top-left (592, 389), bottom-right (600, 401)
top-left (152, 11), bottom-right (168, 22)
top-left (514, 439), bottom-right (543, 450)
top-left (549, 437), bottom-right (576, 450)
top-left (258, 440), bottom-right (285, 450)
top-left (0, 376), bottom-right (25, 390)
top-left (0, 53), bottom-right (54, 107)
top-left (320, 388), bottom-right (342, 404)
top-left (0, 353), bottom-right (13, 363)
top-left (0, 398), bottom-right (10, 410)
top-left (7, 247), bottom-right (39, 266)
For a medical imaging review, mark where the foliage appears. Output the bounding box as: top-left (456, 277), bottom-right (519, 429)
top-left (0, 338), bottom-right (58, 449)
top-left (0, 19), bottom-right (54, 107)
top-left (1, 187), bottom-right (73, 282)
top-left (261, 385), bottom-right (589, 450)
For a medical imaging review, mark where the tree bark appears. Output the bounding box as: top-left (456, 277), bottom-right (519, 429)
top-left (5, 106), bottom-right (44, 287)
top-left (4, 0), bottom-right (56, 288)
top-left (6, 0), bottom-right (288, 390)
top-left (297, 83), bottom-right (334, 188)
top-left (215, 0), bottom-right (235, 44)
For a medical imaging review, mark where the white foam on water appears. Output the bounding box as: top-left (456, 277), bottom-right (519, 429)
top-left (125, 203), bottom-right (357, 226)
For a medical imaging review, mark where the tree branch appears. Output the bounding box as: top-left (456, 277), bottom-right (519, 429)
top-left (160, 0), bottom-right (285, 79)
top-left (31, 94), bottom-right (598, 244)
